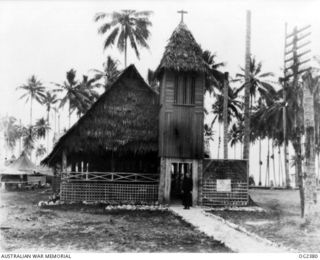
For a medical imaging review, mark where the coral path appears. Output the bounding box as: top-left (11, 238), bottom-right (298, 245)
top-left (170, 206), bottom-right (289, 253)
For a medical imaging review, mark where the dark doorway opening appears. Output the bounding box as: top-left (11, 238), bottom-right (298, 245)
top-left (170, 162), bottom-right (192, 201)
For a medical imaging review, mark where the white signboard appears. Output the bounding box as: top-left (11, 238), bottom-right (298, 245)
top-left (216, 179), bottom-right (231, 192)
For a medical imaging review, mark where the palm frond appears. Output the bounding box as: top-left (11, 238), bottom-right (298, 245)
top-left (104, 27), bottom-right (119, 49)
top-left (94, 12), bottom-right (107, 22)
top-left (98, 23), bottom-right (112, 34)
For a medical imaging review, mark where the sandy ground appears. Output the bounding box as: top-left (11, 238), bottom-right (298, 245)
top-left (0, 189), bottom-right (231, 252)
top-left (208, 189), bottom-right (320, 252)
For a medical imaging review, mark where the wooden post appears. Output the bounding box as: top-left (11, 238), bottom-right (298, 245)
top-left (192, 160), bottom-right (199, 205)
top-left (223, 72), bottom-right (229, 159)
top-left (164, 158), bottom-right (171, 203)
top-left (198, 159), bottom-right (203, 205)
top-left (158, 158), bottom-right (172, 204)
top-left (158, 157), bottom-right (166, 203)
top-left (62, 150), bottom-right (67, 172)
top-left (86, 163), bottom-right (89, 180)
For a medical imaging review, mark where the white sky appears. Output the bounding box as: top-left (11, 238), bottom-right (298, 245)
top-left (0, 0), bottom-right (319, 182)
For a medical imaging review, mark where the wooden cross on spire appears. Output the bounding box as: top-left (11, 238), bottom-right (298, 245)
top-left (177, 10), bottom-right (188, 23)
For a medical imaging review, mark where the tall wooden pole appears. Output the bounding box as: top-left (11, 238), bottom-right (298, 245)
top-left (223, 72), bottom-right (229, 159)
top-left (243, 10), bottom-right (251, 163)
top-left (283, 23), bottom-right (290, 188)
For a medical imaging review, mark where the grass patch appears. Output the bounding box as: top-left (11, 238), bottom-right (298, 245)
top-left (207, 189), bottom-right (320, 252)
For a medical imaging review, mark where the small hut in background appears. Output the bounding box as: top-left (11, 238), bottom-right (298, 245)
top-left (42, 65), bottom-right (160, 202)
top-left (0, 151), bottom-right (50, 189)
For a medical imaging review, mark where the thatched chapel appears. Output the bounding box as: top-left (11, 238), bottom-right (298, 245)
top-left (42, 21), bottom-right (249, 206)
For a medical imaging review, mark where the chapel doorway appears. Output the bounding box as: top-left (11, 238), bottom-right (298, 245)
top-left (170, 162), bottom-right (193, 201)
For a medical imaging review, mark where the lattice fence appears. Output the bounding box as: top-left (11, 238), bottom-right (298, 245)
top-left (202, 180), bottom-right (248, 207)
top-left (201, 159), bottom-right (249, 207)
top-left (61, 172), bottom-right (159, 183)
top-left (60, 182), bottom-right (159, 203)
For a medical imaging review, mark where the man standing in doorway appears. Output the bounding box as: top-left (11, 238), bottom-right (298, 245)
top-left (182, 172), bottom-right (193, 209)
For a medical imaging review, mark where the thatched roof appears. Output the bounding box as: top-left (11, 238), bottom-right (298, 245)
top-left (156, 22), bottom-right (207, 76)
top-left (42, 65), bottom-right (159, 166)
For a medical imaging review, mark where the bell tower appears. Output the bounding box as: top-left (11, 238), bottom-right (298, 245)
top-left (156, 21), bottom-right (206, 204)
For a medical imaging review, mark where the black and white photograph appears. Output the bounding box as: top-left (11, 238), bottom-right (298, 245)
top-left (0, 0), bottom-right (319, 256)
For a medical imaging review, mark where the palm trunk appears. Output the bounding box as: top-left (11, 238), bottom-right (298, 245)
top-left (265, 138), bottom-right (271, 187)
top-left (19, 119), bottom-right (22, 154)
top-left (217, 123), bottom-right (221, 159)
top-left (278, 146), bottom-right (282, 187)
top-left (302, 73), bottom-right (317, 221)
top-left (47, 109), bottom-right (50, 153)
top-left (292, 136), bottom-right (304, 217)
top-left (68, 100), bottom-right (71, 128)
top-left (223, 73), bottom-right (229, 159)
top-left (259, 138), bottom-right (262, 185)
top-left (30, 97), bottom-right (33, 125)
top-left (272, 139), bottom-right (277, 187)
top-left (318, 153), bottom-right (320, 187)
top-left (243, 10), bottom-right (251, 162)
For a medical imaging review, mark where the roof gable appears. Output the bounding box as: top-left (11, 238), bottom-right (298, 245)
top-left (42, 64), bottom-right (159, 166)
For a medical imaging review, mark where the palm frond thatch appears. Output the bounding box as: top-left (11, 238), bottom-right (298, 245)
top-left (156, 22), bottom-right (207, 76)
top-left (41, 65), bottom-right (159, 166)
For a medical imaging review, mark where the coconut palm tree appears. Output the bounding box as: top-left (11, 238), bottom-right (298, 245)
top-left (236, 57), bottom-right (276, 181)
top-left (212, 85), bottom-right (243, 158)
top-left (251, 99), bottom-right (273, 186)
top-left (42, 91), bottom-right (58, 150)
top-left (34, 118), bottom-right (50, 139)
top-left (229, 122), bottom-right (244, 159)
top-left (204, 123), bottom-right (214, 158)
top-left (91, 56), bottom-right (121, 90)
top-left (235, 57), bottom-right (276, 107)
top-left (202, 50), bottom-right (225, 95)
top-left (35, 144), bottom-right (47, 162)
top-left (17, 75), bottom-right (46, 125)
top-left (0, 116), bottom-right (20, 153)
top-left (53, 69), bottom-right (89, 127)
top-left (42, 92), bottom-right (58, 124)
top-left (23, 125), bottom-right (36, 155)
top-left (74, 75), bottom-right (100, 117)
top-left (94, 10), bottom-right (153, 67)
